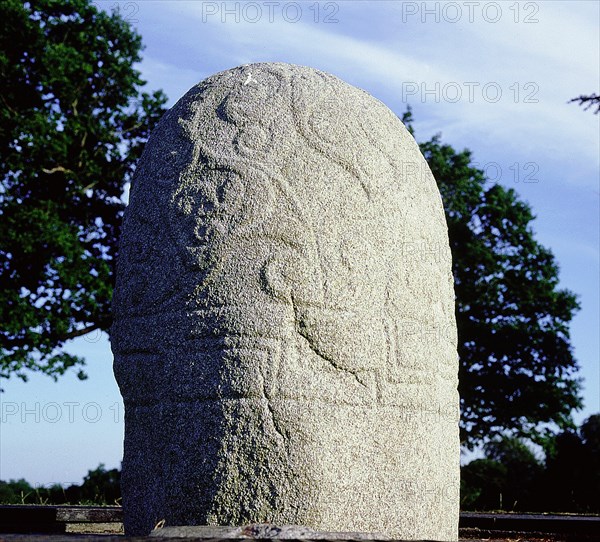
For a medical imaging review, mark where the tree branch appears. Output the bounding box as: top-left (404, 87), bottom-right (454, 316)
top-left (569, 94), bottom-right (600, 114)
top-left (63, 324), bottom-right (100, 341)
top-left (42, 166), bottom-right (75, 175)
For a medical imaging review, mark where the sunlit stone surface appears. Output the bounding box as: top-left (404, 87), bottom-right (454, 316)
top-left (112, 63), bottom-right (459, 540)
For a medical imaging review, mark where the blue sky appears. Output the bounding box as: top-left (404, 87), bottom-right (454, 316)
top-left (1, 0), bottom-right (598, 487)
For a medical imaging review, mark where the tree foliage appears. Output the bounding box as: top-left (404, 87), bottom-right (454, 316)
top-left (461, 414), bottom-right (600, 513)
top-left (0, 463), bottom-right (120, 505)
top-left (541, 413), bottom-right (600, 512)
top-left (460, 457), bottom-right (507, 511)
top-left (0, 0), bottom-right (167, 381)
top-left (403, 108), bottom-right (582, 448)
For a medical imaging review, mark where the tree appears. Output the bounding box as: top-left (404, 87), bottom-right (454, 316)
top-left (579, 414), bottom-right (600, 511)
top-left (483, 437), bottom-right (543, 510)
top-left (0, 464), bottom-right (121, 505)
top-left (69, 463), bottom-right (121, 504)
top-left (569, 93), bottom-right (600, 114)
top-left (461, 437), bottom-right (544, 511)
top-left (542, 428), bottom-right (585, 511)
top-left (460, 458), bottom-right (507, 511)
top-left (0, 0), bottom-right (167, 382)
top-left (0, 478), bottom-right (35, 504)
top-left (461, 414), bottom-right (600, 513)
top-left (541, 414), bottom-right (600, 513)
top-left (402, 108), bottom-right (582, 449)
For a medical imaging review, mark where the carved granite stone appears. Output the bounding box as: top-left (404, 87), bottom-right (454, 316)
top-left (111, 63), bottom-right (459, 540)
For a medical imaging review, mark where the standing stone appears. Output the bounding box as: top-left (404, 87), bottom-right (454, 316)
top-left (111, 63), bottom-right (459, 540)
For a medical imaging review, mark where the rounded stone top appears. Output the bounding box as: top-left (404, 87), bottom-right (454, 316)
top-left (112, 62), bottom-right (456, 395)
top-left (112, 61), bottom-right (456, 396)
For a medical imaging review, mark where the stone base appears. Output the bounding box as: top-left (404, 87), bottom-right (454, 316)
top-left (149, 524), bottom-right (391, 540)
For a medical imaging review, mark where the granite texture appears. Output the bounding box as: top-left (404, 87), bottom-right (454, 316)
top-left (149, 524), bottom-right (390, 539)
top-left (111, 63), bottom-right (459, 540)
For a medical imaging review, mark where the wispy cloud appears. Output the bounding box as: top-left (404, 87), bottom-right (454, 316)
top-left (137, 1), bottom-right (598, 189)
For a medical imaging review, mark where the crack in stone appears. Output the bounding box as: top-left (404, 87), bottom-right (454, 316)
top-left (258, 365), bottom-right (285, 442)
top-left (291, 295), bottom-right (368, 389)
